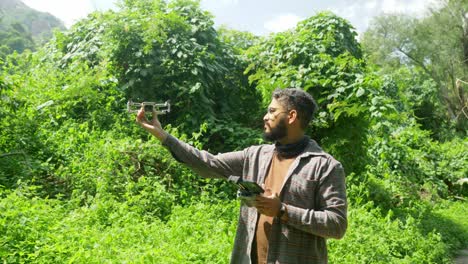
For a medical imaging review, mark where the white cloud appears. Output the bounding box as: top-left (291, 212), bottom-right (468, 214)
top-left (364, 0), bottom-right (378, 10)
top-left (201, 0), bottom-right (239, 9)
top-left (324, 0), bottom-right (436, 37)
top-left (219, 0), bottom-right (239, 5)
top-left (381, 0), bottom-right (430, 17)
top-left (334, 5), bottom-right (358, 20)
top-left (22, 0), bottom-right (117, 28)
top-left (264, 13), bottom-right (302, 33)
top-left (381, 0), bottom-right (397, 13)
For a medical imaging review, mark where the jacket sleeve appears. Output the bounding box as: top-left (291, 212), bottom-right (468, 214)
top-left (285, 161), bottom-right (348, 239)
top-left (162, 134), bottom-right (245, 179)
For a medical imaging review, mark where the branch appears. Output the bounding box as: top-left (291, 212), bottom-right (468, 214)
top-left (456, 78), bottom-right (468, 85)
top-left (396, 47), bottom-right (438, 83)
top-left (0, 151), bottom-right (26, 158)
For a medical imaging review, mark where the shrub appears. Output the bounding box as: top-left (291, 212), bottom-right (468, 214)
top-left (0, 188), bottom-right (238, 263)
top-left (329, 203), bottom-right (451, 264)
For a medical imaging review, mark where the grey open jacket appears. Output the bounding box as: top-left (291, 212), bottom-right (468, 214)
top-left (162, 134), bottom-right (347, 264)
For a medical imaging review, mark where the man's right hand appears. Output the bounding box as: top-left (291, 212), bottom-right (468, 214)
top-left (135, 104), bottom-right (168, 142)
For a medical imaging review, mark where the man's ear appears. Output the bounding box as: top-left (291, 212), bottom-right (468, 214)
top-left (288, 110), bottom-right (298, 125)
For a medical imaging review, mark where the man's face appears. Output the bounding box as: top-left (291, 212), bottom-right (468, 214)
top-left (263, 99), bottom-right (289, 142)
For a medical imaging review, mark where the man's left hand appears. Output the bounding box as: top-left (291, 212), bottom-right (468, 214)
top-left (254, 190), bottom-right (281, 217)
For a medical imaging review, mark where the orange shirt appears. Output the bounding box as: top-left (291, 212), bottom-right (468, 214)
top-left (254, 153), bottom-right (296, 264)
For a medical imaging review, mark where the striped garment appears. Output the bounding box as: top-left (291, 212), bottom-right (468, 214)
top-left (162, 134), bottom-right (347, 264)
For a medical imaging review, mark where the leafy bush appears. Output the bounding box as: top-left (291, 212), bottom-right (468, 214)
top-left (0, 186), bottom-right (67, 262)
top-left (0, 187), bottom-right (238, 263)
top-left (51, 0), bottom-right (261, 138)
top-left (411, 200), bottom-right (467, 254)
top-left (329, 203), bottom-right (451, 264)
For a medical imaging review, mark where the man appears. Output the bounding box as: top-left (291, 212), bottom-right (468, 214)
top-left (136, 88), bottom-right (347, 264)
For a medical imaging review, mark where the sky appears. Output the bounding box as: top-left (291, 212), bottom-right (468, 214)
top-left (21, 0), bottom-right (439, 36)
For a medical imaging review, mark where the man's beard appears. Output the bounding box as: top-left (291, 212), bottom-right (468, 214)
top-left (263, 116), bottom-right (288, 142)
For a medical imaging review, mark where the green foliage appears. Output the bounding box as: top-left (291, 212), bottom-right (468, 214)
top-left (390, 68), bottom-right (449, 136)
top-left (329, 203), bottom-right (454, 264)
top-left (420, 200), bottom-right (468, 252)
top-left (0, 186), bottom-right (237, 263)
top-left (2, 186), bottom-right (466, 263)
top-left (217, 26), bottom-right (260, 53)
top-left (0, 64), bottom-right (44, 188)
top-left (364, 80), bottom-right (468, 202)
top-left (246, 12), bottom-right (363, 101)
top-left (52, 0), bottom-right (261, 138)
top-left (0, 0), bottom-right (466, 262)
top-left (0, 22), bottom-right (35, 58)
top-left (0, 186), bottom-right (67, 262)
top-left (361, 0), bottom-right (468, 135)
top-left (0, 49), bottom-right (126, 194)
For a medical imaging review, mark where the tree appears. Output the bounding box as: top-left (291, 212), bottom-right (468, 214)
top-left (361, 0), bottom-right (468, 135)
top-left (52, 0), bottom-right (262, 152)
top-left (0, 21), bottom-right (35, 59)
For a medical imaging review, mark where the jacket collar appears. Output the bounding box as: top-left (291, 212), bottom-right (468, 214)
top-left (261, 138), bottom-right (326, 159)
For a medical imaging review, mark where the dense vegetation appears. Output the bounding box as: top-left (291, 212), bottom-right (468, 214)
top-left (1, 0), bottom-right (466, 263)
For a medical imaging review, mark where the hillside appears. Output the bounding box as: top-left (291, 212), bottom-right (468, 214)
top-left (0, 0), bottom-right (65, 56)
